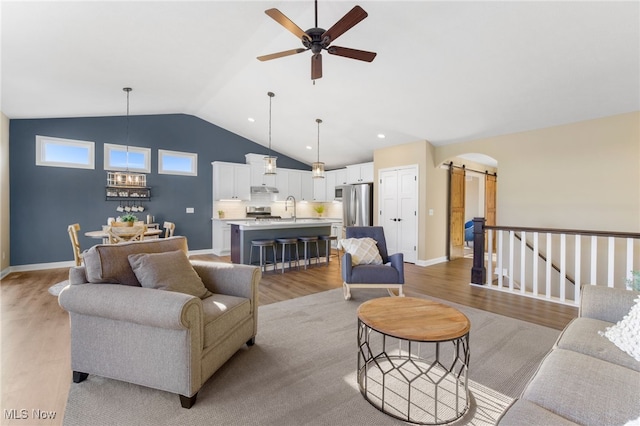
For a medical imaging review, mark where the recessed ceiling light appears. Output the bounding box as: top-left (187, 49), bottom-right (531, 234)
top-left (248, 117), bottom-right (255, 122)
top-left (377, 133), bottom-right (385, 139)
top-left (306, 146), bottom-right (312, 150)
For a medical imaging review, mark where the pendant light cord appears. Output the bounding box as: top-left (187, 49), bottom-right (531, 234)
top-left (267, 92), bottom-right (275, 158)
top-left (123, 87), bottom-right (132, 172)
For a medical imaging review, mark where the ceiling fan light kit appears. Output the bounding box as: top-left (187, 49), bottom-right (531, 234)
top-left (257, 1), bottom-right (376, 81)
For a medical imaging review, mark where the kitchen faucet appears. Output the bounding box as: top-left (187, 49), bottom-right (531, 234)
top-left (285, 195), bottom-right (296, 221)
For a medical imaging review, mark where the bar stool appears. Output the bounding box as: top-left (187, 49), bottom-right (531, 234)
top-left (318, 235), bottom-right (338, 266)
top-left (275, 237), bottom-right (300, 273)
top-left (298, 236), bottom-right (320, 269)
top-left (249, 239), bottom-right (277, 273)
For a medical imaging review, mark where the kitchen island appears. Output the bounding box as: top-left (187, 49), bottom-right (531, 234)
top-left (228, 219), bottom-right (333, 266)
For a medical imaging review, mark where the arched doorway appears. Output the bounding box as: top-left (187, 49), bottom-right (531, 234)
top-left (445, 153), bottom-right (498, 260)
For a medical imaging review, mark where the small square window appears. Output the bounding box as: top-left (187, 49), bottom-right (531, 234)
top-left (159, 149), bottom-right (197, 176)
top-left (35, 135), bottom-right (95, 169)
top-left (104, 143), bottom-right (151, 173)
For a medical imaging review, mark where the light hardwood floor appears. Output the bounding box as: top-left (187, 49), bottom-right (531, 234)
top-left (0, 253), bottom-right (577, 425)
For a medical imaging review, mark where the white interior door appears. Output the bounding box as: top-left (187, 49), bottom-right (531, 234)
top-left (379, 165), bottom-right (418, 263)
top-left (380, 170), bottom-right (399, 253)
top-left (397, 168), bottom-right (417, 263)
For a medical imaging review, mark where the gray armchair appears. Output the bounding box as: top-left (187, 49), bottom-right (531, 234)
top-left (341, 226), bottom-right (405, 300)
top-left (58, 237), bottom-right (260, 409)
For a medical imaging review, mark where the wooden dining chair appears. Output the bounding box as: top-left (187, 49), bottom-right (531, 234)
top-left (67, 223), bottom-right (83, 266)
top-left (107, 225), bottom-right (146, 244)
top-left (163, 221), bottom-right (175, 238)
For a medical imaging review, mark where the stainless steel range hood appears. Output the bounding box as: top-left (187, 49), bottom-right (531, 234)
top-left (250, 185), bottom-right (279, 194)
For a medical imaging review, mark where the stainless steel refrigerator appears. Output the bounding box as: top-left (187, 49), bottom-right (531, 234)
top-left (339, 183), bottom-right (373, 236)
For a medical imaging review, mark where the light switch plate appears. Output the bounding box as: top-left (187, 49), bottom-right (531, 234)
top-left (186, 207), bottom-right (195, 213)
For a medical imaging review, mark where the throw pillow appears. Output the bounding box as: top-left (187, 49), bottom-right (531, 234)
top-left (128, 250), bottom-right (212, 299)
top-left (339, 237), bottom-right (383, 266)
top-left (599, 296), bottom-right (640, 362)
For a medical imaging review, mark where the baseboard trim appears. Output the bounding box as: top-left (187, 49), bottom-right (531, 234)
top-left (0, 267), bottom-right (11, 280)
top-left (415, 256), bottom-right (448, 267)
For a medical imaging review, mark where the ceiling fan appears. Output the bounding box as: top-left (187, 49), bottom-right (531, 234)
top-left (257, 1), bottom-right (377, 80)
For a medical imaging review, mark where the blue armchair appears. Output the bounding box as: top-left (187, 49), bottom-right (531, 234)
top-left (341, 226), bottom-right (405, 300)
top-left (464, 220), bottom-right (473, 246)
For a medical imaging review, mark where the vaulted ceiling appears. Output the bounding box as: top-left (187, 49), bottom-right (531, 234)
top-left (2, 1), bottom-right (638, 169)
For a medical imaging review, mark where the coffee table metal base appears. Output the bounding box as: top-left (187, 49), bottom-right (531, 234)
top-left (358, 320), bottom-right (470, 425)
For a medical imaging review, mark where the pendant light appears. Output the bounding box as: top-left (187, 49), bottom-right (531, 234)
top-left (107, 87), bottom-right (146, 189)
top-left (264, 91), bottom-right (277, 175)
top-left (311, 118), bottom-right (325, 179)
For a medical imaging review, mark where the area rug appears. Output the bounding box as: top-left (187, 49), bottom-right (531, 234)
top-left (63, 288), bottom-right (560, 425)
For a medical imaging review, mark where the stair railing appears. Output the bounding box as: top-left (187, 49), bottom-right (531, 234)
top-left (470, 217), bottom-right (640, 306)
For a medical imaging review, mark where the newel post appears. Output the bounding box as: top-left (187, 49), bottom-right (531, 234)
top-left (471, 217), bottom-right (486, 285)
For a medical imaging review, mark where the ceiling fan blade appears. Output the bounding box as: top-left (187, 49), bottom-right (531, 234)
top-left (321, 5), bottom-right (368, 45)
top-left (265, 8), bottom-right (310, 41)
top-left (327, 46), bottom-right (377, 62)
top-left (311, 53), bottom-right (323, 80)
top-left (257, 48), bottom-right (307, 62)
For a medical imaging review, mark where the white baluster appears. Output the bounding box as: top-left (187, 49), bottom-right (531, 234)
top-left (546, 233), bottom-right (552, 299)
top-left (520, 231), bottom-right (526, 294)
top-left (509, 231), bottom-right (515, 291)
top-left (590, 236), bottom-right (598, 285)
top-left (560, 234), bottom-right (566, 302)
top-left (608, 237), bottom-right (615, 287)
top-left (574, 235), bottom-right (581, 303)
top-left (533, 232), bottom-right (539, 296)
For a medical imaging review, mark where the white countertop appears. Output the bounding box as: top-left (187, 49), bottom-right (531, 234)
top-left (227, 219), bottom-right (336, 230)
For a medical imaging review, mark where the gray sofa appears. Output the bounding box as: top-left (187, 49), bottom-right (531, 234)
top-left (498, 285), bottom-right (640, 425)
top-left (59, 236), bottom-right (260, 408)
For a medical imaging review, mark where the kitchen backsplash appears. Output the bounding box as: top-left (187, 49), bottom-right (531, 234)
top-left (214, 198), bottom-right (343, 220)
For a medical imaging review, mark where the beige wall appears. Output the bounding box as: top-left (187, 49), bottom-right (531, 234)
top-left (374, 140), bottom-right (449, 263)
top-left (1, 112), bottom-right (10, 272)
top-left (374, 112), bottom-right (639, 266)
top-left (436, 111), bottom-right (640, 232)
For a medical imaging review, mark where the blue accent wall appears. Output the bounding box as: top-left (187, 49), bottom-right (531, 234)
top-left (9, 113), bottom-right (308, 266)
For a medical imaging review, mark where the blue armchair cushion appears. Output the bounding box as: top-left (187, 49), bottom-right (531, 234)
top-left (347, 263), bottom-right (400, 284)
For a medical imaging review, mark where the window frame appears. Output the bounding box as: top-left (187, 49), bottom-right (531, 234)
top-left (35, 135), bottom-right (95, 169)
top-left (104, 143), bottom-right (151, 173)
top-left (158, 149), bottom-right (198, 176)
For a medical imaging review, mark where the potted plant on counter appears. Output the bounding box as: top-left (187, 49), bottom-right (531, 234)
top-left (218, 210), bottom-right (225, 219)
top-left (313, 205), bottom-right (325, 217)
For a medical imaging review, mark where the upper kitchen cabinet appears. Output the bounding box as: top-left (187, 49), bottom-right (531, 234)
top-left (312, 177), bottom-right (327, 201)
top-left (324, 171), bottom-right (337, 201)
top-left (346, 162), bottom-right (374, 183)
top-left (334, 168), bottom-right (348, 186)
top-left (245, 153), bottom-right (276, 188)
top-left (300, 171), bottom-right (313, 201)
top-left (212, 161), bottom-right (251, 201)
top-left (274, 169), bottom-right (289, 201)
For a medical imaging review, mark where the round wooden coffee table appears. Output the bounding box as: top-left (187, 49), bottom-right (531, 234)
top-left (357, 297), bottom-right (471, 425)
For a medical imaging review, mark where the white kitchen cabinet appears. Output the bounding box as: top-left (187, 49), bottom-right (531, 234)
top-left (212, 162), bottom-right (251, 200)
top-left (250, 165), bottom-right (276, 188)
top-left (274, 169), bottom-right (289, 200)
top-left (312, 176), bottom-right (327, 201)
top-left (285, 170), bottom-right (302, 200)
top-left (324, 171), bottom-right (337, 201)
top-left (212, 220), bottom-right (231, 255)
top-left (334, 168), bottom-right (348, 186)
top-left (300, 171), bottom-right (313, 201)
top-left (346, 162), bottom-right (374, 183)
